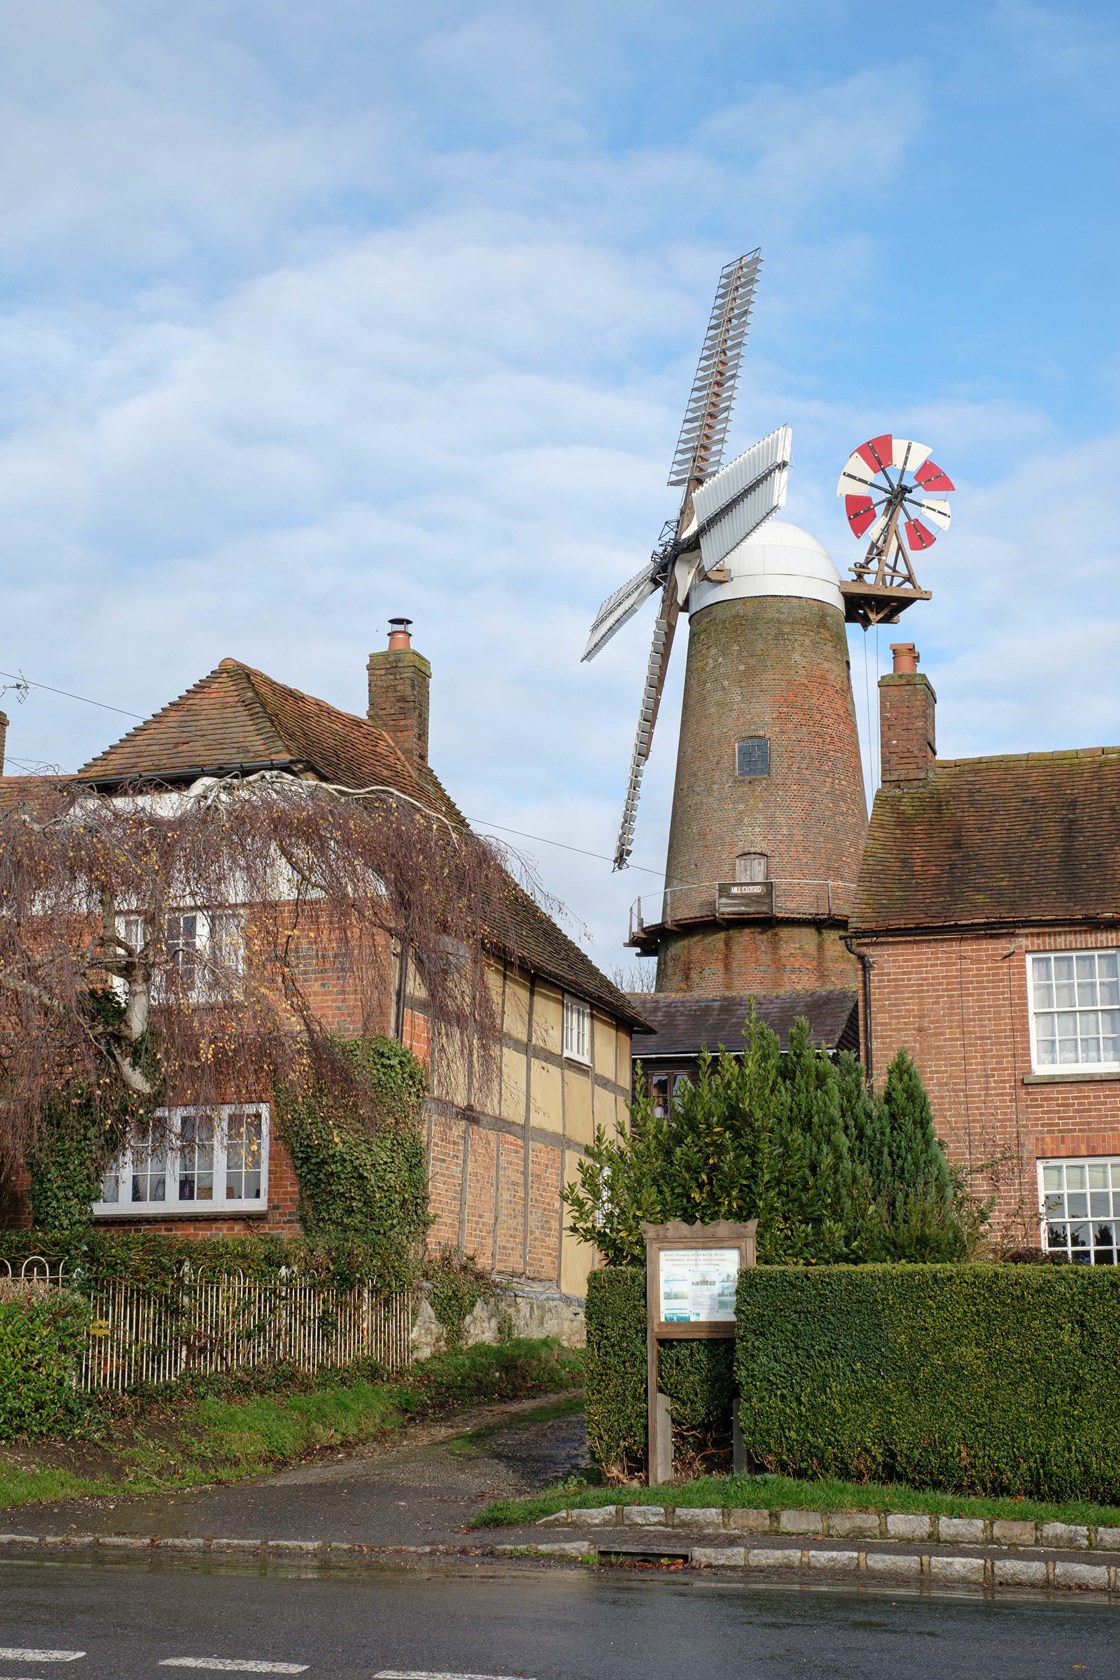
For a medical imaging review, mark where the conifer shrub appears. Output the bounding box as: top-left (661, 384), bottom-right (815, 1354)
top-left (574, 1016), bottom-right (985, 1478)
top-left (565, 1015), bottom-right (983, 1268)
top-left (735, 1264), bottom-right (1120, 1501)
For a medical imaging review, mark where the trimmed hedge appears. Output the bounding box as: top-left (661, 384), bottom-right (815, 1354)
top-left (736, 1264), bottom-right (1120, 1502)
top-left (0, 1286), bottom-right (90, 1440)
top-left (584, 1268), bottom-right (734, 1480)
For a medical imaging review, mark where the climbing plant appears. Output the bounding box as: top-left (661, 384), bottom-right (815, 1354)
top-left (275, 1034), bottom-right (430, 1257)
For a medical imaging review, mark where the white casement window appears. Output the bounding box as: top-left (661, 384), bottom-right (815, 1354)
top-left (113, 910), bottom-right (244, 1004)
top-left (563, 994), bottom-right (591, 1063)
top-left (93, 1104), bottom-right (268, 1216)
top-left (1028, 951), bottom-right (1120, 1072)
top-left (1039, 1157), bottom-right (1120, 1264)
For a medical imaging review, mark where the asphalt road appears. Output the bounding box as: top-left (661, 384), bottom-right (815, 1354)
top-left (0, 1556), bottom-right (1117, 1680)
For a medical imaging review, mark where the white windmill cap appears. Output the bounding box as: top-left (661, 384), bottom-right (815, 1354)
top-left (689, 519), bottom-right (843, 615)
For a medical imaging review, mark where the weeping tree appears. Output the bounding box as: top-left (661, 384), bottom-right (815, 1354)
top-left (564, 1012), bottom-right (986, 1266)
top-left (0, 772), bottom-right (522, 1226)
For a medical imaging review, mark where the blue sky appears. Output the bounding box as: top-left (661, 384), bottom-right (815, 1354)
top-left (1, 0), bottom-right (1118, 977)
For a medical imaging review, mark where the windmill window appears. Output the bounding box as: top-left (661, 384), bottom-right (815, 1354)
top-left (736, 738), bottom-right (770, 778)
top-left (736, 852), bottom-right (769, 883)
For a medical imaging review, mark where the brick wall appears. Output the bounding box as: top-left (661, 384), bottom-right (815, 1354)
top-left (423, 968), bottom-right (631, 1288)
top-left (656, 591), bottom-right (866, 996)
top-left (860, 924), bottom-right (1120, 1248)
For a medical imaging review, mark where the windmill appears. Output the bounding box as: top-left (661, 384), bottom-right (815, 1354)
top-left (581, 252), bottom-right (791, 869)
top-left (836, 434), bottom-right (955, 629)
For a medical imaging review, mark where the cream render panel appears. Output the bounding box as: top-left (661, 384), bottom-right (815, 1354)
top-left (503, 966), bottom-right (532, 1046)
top-left (532, 984), bottom-right (563, 1054)
top-left (528, 1053), bottom-right (563, 1133)
top-left (563, 1065), bottom-right (594, 1147)
top-left (500, 1044), bottom-right (528, 1125)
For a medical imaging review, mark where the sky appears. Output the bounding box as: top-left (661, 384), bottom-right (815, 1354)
top-left (1, 0), bottom-right (1118, 982)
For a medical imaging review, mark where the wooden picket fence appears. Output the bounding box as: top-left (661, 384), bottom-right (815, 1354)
top-left (1, 1255), bottom-right (414, 1392)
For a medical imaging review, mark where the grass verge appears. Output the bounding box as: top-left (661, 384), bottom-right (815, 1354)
top-left (0, 1338), bottom-right (582, 1511)
top-left (472, 1467), bottom-right (1120, 1532)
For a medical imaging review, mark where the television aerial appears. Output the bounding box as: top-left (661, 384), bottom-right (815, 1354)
top-left (836, 435), bottom-right (955, 629)
top-left (581, 251), bottom-right (791, 869)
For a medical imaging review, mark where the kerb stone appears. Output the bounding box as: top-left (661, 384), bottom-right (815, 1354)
top-left (938, 1517), bottom-right (986, 1544)
top-left (827, 1511), bottom-right (880, 1539)
top-left (887, 1513), bottom-right (931, 1540)
top-left (778, 1509), bottom-right (823, 1535)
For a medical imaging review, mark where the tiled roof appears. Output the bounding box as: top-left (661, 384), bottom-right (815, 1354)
top-left (70, 658), bottom-right (641, 1025)
top-left (853, 747), bottom-right (1120, 934)
top-left (77, 659), bottom-right (460, 819)
top-left (630, 988), bottom-right (859, 1059)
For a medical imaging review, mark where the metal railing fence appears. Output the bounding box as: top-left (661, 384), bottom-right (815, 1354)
top-left (1, 1255), bottom-right (414, 1392)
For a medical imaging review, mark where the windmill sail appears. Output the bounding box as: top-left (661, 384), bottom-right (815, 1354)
top-left (667, 251), bottom-right (762, 490)
top-left (582, 559), bottom-right (663, 662)
top-left (691, 425), bottom-right (792, 574)
top-left (614, 589), bottom-right (680, 870)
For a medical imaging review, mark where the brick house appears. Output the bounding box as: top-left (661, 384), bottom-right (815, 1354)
top-left (849, 643), bottom-right (1120, 1257)
top-left (0, 626), bottom-right (643, 1297)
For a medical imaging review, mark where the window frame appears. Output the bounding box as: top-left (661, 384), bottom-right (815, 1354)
top-left (562, 994), bottom-right (591, 1064)
top-left (735, 737), bottom-right (770, 779)
top-left (1027, 949), bottom-right (1120, 1075)
top-left (92, 1102), bottom-right (269, 1218)
top-left (113, 909), bottom-right (244, 1005)
top-left (1037, 1155), bottom-right (1120, 1265)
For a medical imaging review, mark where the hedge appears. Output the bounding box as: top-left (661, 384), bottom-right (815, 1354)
top-left (0, 1229), bottom-right (415, 1297)
top-left (585, 1268), bottom-right (734, 1480)
top-left (0, 1284), bottom-right (90, 1440)
top-left (736, 1264), bottom-right (1120, 1502)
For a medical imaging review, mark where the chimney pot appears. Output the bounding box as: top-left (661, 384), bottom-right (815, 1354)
top-left (387, 617), bottom-right (413, 652)
top-left (890, 642), bottom-right (919, 675)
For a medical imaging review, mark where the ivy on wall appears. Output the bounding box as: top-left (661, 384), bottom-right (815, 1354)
top-left (274, 1035), bottom-right (430, 1256)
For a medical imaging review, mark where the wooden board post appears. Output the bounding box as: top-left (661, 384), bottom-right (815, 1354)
top-left (641, 1219), bottom-right (757, 1487)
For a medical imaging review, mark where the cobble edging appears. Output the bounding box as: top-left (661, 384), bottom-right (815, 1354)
top-left (0, 1530), bottom-right (1115, 1593)
top-left (534, 1505), bottom-right (1120, 1551)
top-left (513, 1538), bottom-right (1119, 1592)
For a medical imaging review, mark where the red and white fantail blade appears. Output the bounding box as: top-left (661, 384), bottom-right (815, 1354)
top-left (905, 518), bottom-right (937, 551)
top-left (914, 496), bottom-right (951, 531)
top-left (844, 494), bottom-right (878, 537)
top-left (890, 438), bottom-right (933, 472)
top-left (856, 434), bottom-right (893, 475)
top-left (914, 460), bottom-right (955, 493)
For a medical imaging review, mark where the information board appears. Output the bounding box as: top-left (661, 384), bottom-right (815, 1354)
top-left (657, 1247), bottom-right (740, 1324)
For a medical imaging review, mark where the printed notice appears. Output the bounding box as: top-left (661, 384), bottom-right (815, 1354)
top-left (657, 1247), bottom-right (740, 1324)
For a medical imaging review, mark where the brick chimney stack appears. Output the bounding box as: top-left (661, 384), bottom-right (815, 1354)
top-left (879, 642), bottom-right (936, 785)
top-left (0, 710), bottom-right (8, 776)
top-left (367, 618), bottom-right (430, 768)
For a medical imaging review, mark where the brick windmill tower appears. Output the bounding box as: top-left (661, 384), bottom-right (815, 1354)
top-left (584, 258), bottom-right (948, 1087)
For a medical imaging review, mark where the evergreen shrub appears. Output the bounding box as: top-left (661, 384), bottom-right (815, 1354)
top-left (0, 1284), bottom-right (90, 1440)
top-left (736, 1264), bottom-right (1120, 1501)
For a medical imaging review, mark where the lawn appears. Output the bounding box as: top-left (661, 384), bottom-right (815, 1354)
top-left (473, 1467), bottom-right (1120, 1532)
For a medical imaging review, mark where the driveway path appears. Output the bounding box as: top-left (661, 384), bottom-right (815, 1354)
top-left (11, 1393), bottom-right (587, 1549)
